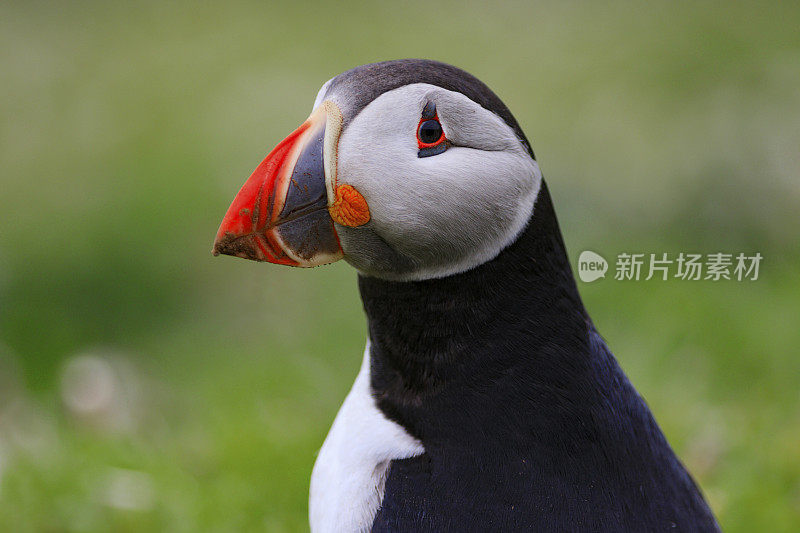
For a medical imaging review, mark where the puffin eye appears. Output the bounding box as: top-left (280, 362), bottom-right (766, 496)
top-left (417, 115), bottom-right (447, 157)
top-left (418, 120), bottom-right (443, 145)
top-left (417, 102), bottom-right (447, 158)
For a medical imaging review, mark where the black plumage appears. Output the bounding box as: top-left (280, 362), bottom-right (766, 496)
top-left (361, 184), bottom-right (719, 531)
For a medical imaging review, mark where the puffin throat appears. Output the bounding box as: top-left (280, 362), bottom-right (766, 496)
top-left (359, 183), bottom-right (590, 435)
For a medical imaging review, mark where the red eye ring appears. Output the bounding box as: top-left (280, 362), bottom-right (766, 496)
top-left (417, 115), bottom-right (446, 149)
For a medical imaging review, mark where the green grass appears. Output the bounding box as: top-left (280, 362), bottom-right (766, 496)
top-left (1, 1), bottom-right (799, 531)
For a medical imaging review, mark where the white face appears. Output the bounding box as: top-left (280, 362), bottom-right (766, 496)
top-left (325, 83), bottom-right (542, 281)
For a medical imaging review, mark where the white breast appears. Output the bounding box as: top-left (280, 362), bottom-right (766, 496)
top-left (309, 341), bottom-right (425, 533)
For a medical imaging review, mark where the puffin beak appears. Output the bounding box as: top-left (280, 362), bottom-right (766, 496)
top-left (213, 102), bottom-right (345, 266)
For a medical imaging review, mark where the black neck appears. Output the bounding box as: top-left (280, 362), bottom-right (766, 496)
top-left (359, 182), bottom-right (594, 442)
top-left (361, 184), bottom-right (719, 530)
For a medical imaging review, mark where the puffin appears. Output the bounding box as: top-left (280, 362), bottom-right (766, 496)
top-left (212, 59), bottom-right (720, 532)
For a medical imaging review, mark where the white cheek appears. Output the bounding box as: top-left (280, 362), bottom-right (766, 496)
top-left (392, 149), bottom-right (537, 247)
top-left (335, 83), bottom-right (541, 280)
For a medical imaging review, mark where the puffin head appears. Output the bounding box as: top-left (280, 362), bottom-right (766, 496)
top-left (213, 59), bottom-right (542, 281)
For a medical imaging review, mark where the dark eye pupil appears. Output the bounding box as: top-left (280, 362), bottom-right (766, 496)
top-left (418, 120), bottom-right (442, 144)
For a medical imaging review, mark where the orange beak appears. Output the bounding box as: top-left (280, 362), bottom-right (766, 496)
top-left (212, 104), bottom-right (344, 267)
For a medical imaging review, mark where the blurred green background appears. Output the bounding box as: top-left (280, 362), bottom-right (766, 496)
top-left (1, 1), bottom-right (798, 531)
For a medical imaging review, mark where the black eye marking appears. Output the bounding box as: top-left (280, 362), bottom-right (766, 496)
top-left (421, 101), bottom-right (437, 120)
top-left (417, 102), bottom-right (447, 158)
